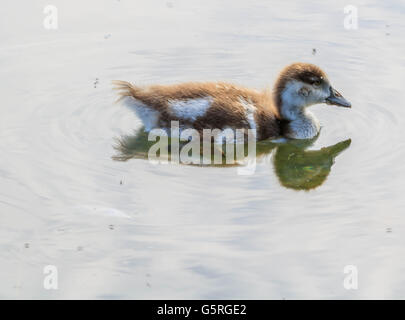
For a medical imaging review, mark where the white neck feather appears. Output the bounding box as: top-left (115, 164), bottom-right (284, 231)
top-left (284, 109), bottom-right (320, 139)
top-left (280, 82), bottom-right (320, 139)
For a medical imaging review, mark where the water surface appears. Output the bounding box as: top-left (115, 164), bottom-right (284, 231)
top-left (1, 0), bottom-right (405, 299)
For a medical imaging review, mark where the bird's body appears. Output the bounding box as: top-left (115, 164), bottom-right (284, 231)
top-left (114, 81), bottom-right (281, 140)
top-left (114, 63), bottom-right (351, 140)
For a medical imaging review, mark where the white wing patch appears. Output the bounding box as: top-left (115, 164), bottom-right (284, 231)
top-left (121, 96), bottom-right (159, 131)
top-left (239, 97), bottom-right (257, 138)
top-left (168, 97), bottom-right (212, 121)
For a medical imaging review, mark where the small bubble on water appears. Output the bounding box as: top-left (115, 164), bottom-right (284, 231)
top-left (386, 227), bottom-right (392, 233)
top-left (109, 224), bottom-right (114, 230)
top-left (24, 243), bottom-right (29, 249)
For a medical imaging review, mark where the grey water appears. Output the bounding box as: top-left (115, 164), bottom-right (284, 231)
top-left (1, 0), bottom-right (405, 299)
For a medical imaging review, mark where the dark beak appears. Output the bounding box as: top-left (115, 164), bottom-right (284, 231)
top-left (325, 87), bottom-right (351, 108)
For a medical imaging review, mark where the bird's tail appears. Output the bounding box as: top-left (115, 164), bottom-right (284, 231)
top-left (112, 80), bottom-right (143, 103)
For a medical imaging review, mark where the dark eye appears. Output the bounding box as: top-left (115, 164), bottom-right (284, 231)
top-left (312, 80), bottom-right (321, 86)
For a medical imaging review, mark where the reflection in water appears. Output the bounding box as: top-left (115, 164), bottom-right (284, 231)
top-left (271, 138), bottom-right (351, 190)
top-left (113, 129), bottom-right (351, 190)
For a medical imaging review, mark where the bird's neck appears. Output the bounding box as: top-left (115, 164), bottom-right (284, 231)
top-left (280, 103), bottom-right (320, 139)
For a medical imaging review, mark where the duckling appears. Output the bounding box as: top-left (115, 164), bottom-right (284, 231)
top-left (113, 62), bottom-right (351, 140)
